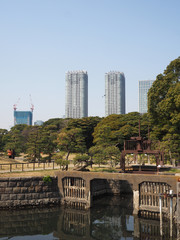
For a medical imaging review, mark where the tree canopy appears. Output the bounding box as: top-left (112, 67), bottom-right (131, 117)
top-left (148, 57), bottom-right (180, 134)
top-left (93, 112), bottom-right (150, 150)
top-left (148, 57), bottom-right (180, 163)
top-left (65, 117), bottom-right (101, 150)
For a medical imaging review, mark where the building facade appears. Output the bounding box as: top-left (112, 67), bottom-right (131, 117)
top-left (105, 71), bottom-right (126, 116)
top-left (139, 80), bottom-right (154, 114)
top-left (65, 71), bottom-right (88, 118)
top-left (14, 111), bottom-right (33, 126)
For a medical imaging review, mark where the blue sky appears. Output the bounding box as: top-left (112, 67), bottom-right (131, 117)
top-left (0, 0), bottom-right (179, 129)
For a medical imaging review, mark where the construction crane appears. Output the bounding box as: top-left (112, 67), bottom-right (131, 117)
top-left (13, 98), bottom-right (20, 111)
top-left (29, 94), bottom-right (34, 112)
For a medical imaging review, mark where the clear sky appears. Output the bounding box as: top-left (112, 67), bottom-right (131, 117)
top-left (0, 0), bottom-right (179, 130)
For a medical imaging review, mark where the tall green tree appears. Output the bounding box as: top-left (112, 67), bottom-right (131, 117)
top-left (148, 57), bottom-right (180, 164)
top-left (93, 112), bottom-right (149, 150)
top-left (148, 57), bottom-right (180, 134)
top-left (41, 125), bottom-right (59, 162)
top-left (66, 117), bottom-right (102, 150)
top-left (4, 124), bottom-right (29, 155)
top-left (26, 126), bottom-right (42, 162)
top-left (0, 129), bottom-right (8, 152)
top-left (57, 128), bottom-right (86, 170)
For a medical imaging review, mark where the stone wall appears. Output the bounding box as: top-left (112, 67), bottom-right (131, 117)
top-left (0, 177), bottom-right (60, 209)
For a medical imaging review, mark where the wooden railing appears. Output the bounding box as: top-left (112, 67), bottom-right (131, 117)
top-left (139, 181), bottom-right (171, 213)
top-left (0, 160), bottom-right (61, 173)
top-left (62, 177), bottom-right (86, 209)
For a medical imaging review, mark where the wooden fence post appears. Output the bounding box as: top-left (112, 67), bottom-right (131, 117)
top-left (33, 162), bottom-right (35, 171)
top-left (159, 194), bottom-right (163, 236)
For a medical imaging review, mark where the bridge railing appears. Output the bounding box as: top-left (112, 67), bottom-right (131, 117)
top-left (0, 160), bottom-right (60, 173)
top-left (139, 181), bottom-right (171, 213)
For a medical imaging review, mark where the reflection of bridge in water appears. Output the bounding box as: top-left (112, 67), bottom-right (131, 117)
top-left (0, 196), bottom-right (178, 240)
top-left (138, 218), bottom-right (170, 240)
top-left (54, 196), bottom-right (134, 240)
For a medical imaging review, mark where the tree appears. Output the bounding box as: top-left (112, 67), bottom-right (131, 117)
top-left (104, 146), bottom-right (121, 167)
top-left (57, 128), bottom-right (86, 170)
top-left (43, 118), bottom-right (68, 131)
top-left (93, 112), bottom-right (149, 151)
top-left (4, 124), bottom-right (29, 155)
top-left (89, 145), bottom-right (107, 167)
top-left (54, 152), bottom-right (69, 169)
top-left (26, 126), bottom-right (42, 162)
top-left (93, 125), bottom-right (112, 146)
top-left (66, 117), bottom-right (102, 150)
top-left (73, 154), bottom-right (92, 170)
top-left (0, 129), bottom-right (8, 152)
top-left (148, 57), bottom-right (180, 163)
top-left (89, 145), bottom-right (120, 168)
top-left (40, 125), bottom-right (59, 162)
top-left (148, 57), bottom-right (180, 130)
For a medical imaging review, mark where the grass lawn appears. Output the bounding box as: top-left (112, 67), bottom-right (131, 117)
top-left (167, 168), bottom-right (180, 173)
top-left (0, 154), bottom-right (179, 177)
top-left (0, 169), bottom-right (60, 178)
top-left (0, 155), bottom-right (63, 177)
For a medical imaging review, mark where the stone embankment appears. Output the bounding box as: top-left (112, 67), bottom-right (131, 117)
top-left (0, 177), bottom-right (60, 208)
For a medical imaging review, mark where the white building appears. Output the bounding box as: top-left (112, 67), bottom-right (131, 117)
top-left (65, 71), bottom-right (88, 118)
top-left (105, 72), bottom-right (126, 116)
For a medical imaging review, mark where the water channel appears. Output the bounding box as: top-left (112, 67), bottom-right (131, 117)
top-left (0, 195), bottom-right (178, 240)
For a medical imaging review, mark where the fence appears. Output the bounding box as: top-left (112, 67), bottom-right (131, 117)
top-left (139, 181), bottom-right (171, 213)
top-left (0, 160), bottom-right (61, 173)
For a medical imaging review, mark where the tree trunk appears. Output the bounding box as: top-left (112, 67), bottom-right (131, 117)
top-left (65, 151), bottom-right (70, 171)
top-left (169, 150), bottom-right (172, 165)
top-left (90, 156), bottom-right (93, 168)
top-left (48, 153), bottom-right (52, 162)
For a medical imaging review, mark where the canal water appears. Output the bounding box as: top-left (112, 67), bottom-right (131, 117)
top-left (0, 195), bottom-right (178, 240)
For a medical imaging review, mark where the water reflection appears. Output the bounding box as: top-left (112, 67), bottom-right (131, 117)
top-left (0, 208), bottom-right (59, 239)
top-left (90, 195), bottom-right (134, 240)
top-left (0, 195), bottom-right (178, 240)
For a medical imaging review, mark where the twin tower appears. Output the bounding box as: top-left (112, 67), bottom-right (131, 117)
top-left (65, 71), bottom-right (126, 118)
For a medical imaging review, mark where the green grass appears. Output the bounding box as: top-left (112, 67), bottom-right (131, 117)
top-left (167, 168), bottom-right (180, 173)
top-left (90, 167), bottom-right (118, 173)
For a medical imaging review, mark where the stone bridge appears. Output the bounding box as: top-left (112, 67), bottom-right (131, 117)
top-left (57, 171), bottom-right (179, 220)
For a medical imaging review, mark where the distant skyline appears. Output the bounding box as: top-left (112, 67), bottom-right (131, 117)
top-left (0, 0), bottom-right (180, 129)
